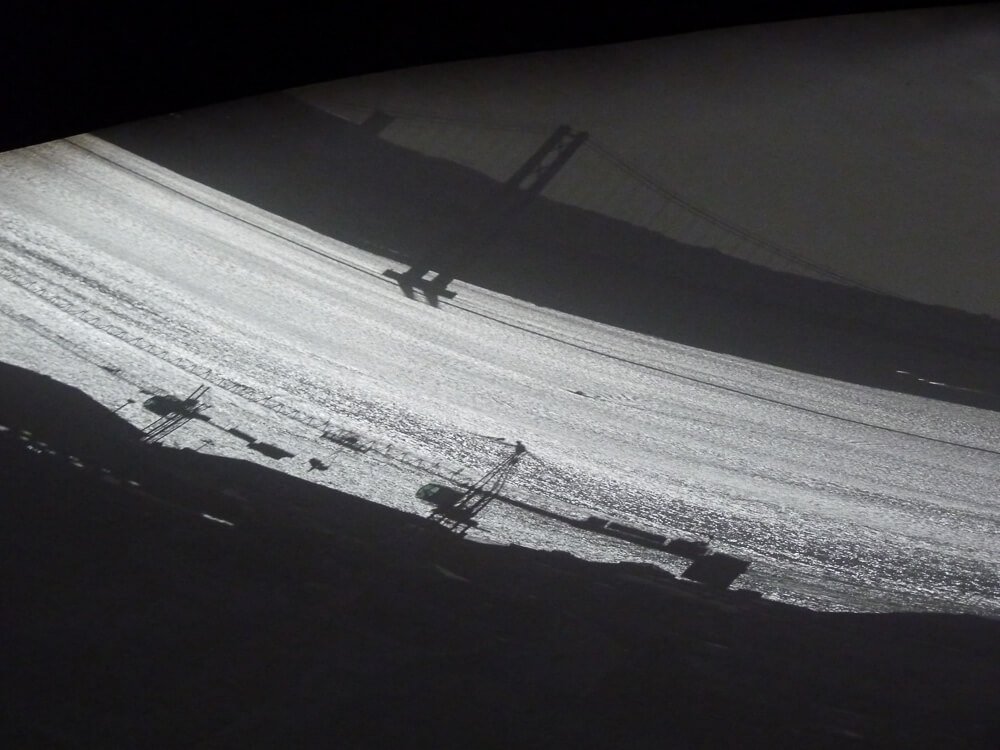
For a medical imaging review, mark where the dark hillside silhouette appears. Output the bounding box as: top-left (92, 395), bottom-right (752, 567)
top-left (3, 361), bottom-right (998, 747)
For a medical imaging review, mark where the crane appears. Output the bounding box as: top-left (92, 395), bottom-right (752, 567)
top-left (419, 441), bottom-right (527, 535)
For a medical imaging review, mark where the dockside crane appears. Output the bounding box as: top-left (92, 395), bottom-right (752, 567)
top-left (420, 441), bottom-right (527, 535)
top-left (140, 385), bottom-right (210, 444)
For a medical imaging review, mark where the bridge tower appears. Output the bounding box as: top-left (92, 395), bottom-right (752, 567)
top-left (384, 126), bottom-right (588, 304)
top-left (427, 441), bottom-right (527, 535)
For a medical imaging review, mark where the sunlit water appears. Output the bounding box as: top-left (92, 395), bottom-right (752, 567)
top-left (2, 136), bottom-right (997, 615)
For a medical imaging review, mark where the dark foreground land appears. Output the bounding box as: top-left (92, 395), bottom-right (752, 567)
top-left (2, 361), bottom-right (998, 749)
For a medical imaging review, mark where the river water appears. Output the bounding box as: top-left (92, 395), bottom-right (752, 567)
top-left (2, 136), bottom-right (997, 615)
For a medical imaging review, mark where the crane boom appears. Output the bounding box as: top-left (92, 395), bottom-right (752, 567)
top-left (427, 441), bottom-right (526, 534)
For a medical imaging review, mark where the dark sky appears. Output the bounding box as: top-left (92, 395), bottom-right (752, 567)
top-left (0, 2), bottom-right (970, 152)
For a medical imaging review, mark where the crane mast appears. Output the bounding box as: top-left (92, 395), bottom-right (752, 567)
top-left (428, 441), bottom-right (526, 535)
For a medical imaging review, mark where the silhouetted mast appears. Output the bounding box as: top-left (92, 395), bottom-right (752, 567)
top-left (429, 441), bottom-right (527, 534)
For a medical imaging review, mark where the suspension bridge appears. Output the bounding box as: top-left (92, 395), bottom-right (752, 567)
top-left (318, 99), bottom-right (888, 296)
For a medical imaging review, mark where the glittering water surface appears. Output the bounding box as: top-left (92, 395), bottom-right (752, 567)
top-left (2, 137), bottom-right (997, 615)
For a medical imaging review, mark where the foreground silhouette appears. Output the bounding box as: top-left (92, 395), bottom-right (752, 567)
top-left (2, 361), bottom-right (998, 748)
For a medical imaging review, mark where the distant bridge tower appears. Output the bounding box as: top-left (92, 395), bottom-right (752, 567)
top-left (384, 125), bottom-right (588, 304)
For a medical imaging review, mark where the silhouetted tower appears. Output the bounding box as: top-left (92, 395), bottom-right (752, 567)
top-left (429, 441), bottom-right (527, 534)
top-left (140, 385), bottom-right (209, 444)
top-left (385, 125), bottom-right (588, 303)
